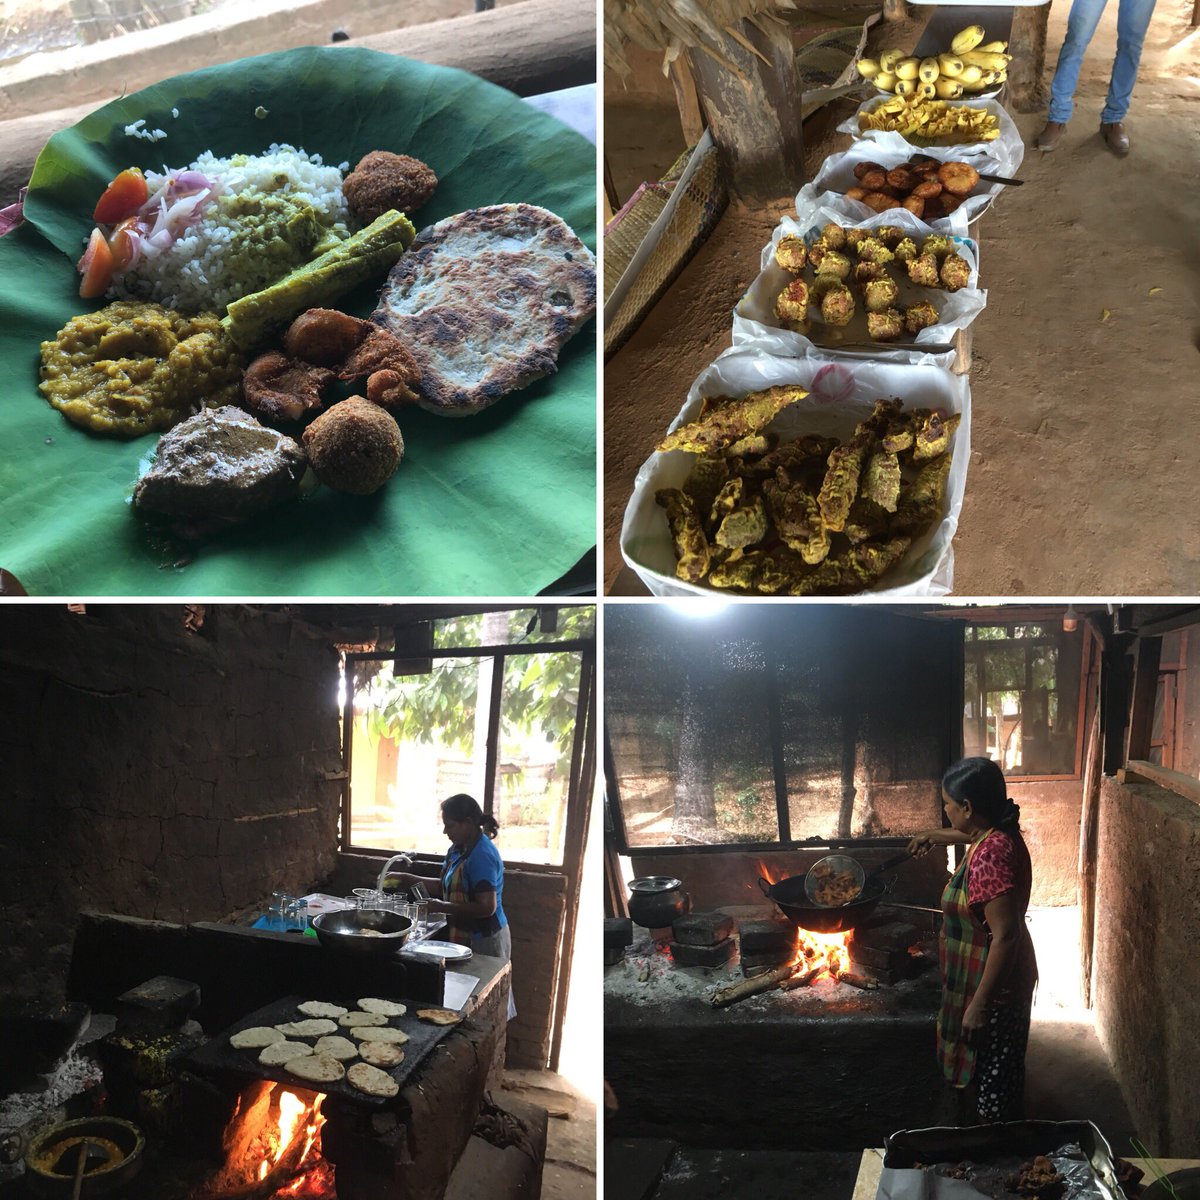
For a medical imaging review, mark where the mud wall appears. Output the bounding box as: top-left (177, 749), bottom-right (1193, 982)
top-left (1092, 778), bottom-right (1200, 1154)
top-left (0, 605), bottom-right (342, 1005)
top-left (1009, 778), bottom-right (1084, 907)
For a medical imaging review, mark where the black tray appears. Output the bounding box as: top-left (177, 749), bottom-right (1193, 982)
top-left (188, 993), bottom-right (460, 1107)
top-left (883, 1122), bottom-right (1124, 1200)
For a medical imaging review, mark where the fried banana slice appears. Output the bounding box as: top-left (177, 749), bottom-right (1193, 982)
top-left (657, 386), bottom-right (808, 455)
top-left (682, 455), bottom-right (730, 519)
top-left (789, 536), bottom-right (913, 595)
top-left (763, 480), bottom-right (831, 564)
top-left (912, 411), bottom-right (962, 461)
top-left (715, 495), bottom-right (768, 550)
top-left (817, 434), bottom-right (869, 532)
top-left (861, 450), bottom-right (902, 512)
top-left (655, 489), bottom-right (711, 583)
top-left (894, 454), bottom-right (952, 535)
top-left (845, 498), bottom-right (893, 544)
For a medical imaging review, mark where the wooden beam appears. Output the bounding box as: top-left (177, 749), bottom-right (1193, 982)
top-left (1133, 608), bottom-right (1200, 638)
top-left (1101, 633), bottom-right (1135, 775)
top-left (1077, 703), bottom-right (1102, 1008)
top-left (1126, 635), bottom-right (1163, 763)
top-left (669, 57), bottom-right (706, 149)
top-left (1008, 2), bottom-right (1051, 113)
top-left (1121, 760), bottom-right (1200, 806)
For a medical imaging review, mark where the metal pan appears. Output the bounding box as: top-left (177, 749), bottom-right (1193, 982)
top-left (758, 873), bottom-right (889, 932)
top-left (312, 908), bottom-right (413, 956)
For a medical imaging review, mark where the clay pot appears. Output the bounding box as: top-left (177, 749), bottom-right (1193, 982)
top-left (627, 877), bottom-right (692, 928)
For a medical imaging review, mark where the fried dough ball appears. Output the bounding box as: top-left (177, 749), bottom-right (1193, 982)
top-left (867, 308), bottom-right (904, 342)
top-left (852, 160), bottom-right (885, 181)
top-left (864, 277), bottom-right (900, 313)
top-left (342, 151), bottom-right (438, 224)
top-left (939, 252), bottom-right (972, 292)
top-left (855, 261), bottom-right (888, 285)
top-left (886, 166), bottom-right (918, 191)
top-left (820, 222), bottom-right (847, 250)
top-left (807, 236), bottom-right (832, 269)
top-left (912, 179), bottom-right (944, 200)
top-left (302, 397), bottom-right (404, 494)
top-left (938, 161), bottom-right (980, 196)
top-left (907, 253), bottom-right (941, 288)
top-left (845, 227), bottom-right (870, 252)
top-left (861, 192), bottom-right (901, 213)
top-left (921, 235), bottom-right (955, 259)
top-left (904, 301), bottom-right (940, 335)
top-left (242, 351), bottom-right (335, 422)
top-left (856, 237), bottom-right (895, 265)
top-left (845, 186), bottom-right (868, 201)
top-left (775, 235), bottom-right (808, 273)
top-left (859, 168), bottom-right (888, 191)
top-left (893, 237), bottom-right (918, 263)
top-left (820, 283), bottom-right (855, 326)
top-left (902, 195), bottom-right (925, 218)
top-left (775, 278), bottom-right (810, 322)
top-left (815, 250), bottom-right (851, 281)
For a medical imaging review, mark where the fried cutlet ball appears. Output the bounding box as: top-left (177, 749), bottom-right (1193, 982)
top-left (775, 235), bottom-right (808, 273)
top-left (815, 250), bottom-right (851, 281)
top-left (867, 308), bottom-right (904, 341)
top-left (845, 227), bottom-right (871, 252)
top-left (774, 278), bottom-right (810, 323)
top-left (302, 397), bottom-right (404, 494)
top-left (855, 261), bottom-right (888, 285)
top-left (863, 277), bottom-right (900, 313)
top-left (856, 237), bottom-right (894, 265)
top-left (920, 234), bottom-right (955, 259)
top-left (938, 161), bottom-right (980, 196)
top-left (807, 236), bottom-right (832, 269)
top-left (875, 225), bottom-right (905, 248)
top-left (939, 252), bottom-right (972, 291)
top-left (904, 301), bottom-right (940, 335)
top-left (820, 283), bottom-right (855, 326)
top-left (342, 151), bottom-right (438, 224)
top-left (820, 222), bottom-right (847, 250)
top-left (907, 252), bottom-right (941, 288)
top-left (893, 237), bottom-right (918, 263)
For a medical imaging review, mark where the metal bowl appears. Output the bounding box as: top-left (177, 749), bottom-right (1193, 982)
top-left (312, 908), bottom-right (414, 956)
top-left (25, 1117), bottom-right (144, 1197)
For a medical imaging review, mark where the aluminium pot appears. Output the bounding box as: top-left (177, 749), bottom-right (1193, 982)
top-left (627, 877), bottom-right (692, 928)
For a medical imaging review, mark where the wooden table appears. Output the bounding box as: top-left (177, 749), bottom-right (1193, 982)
top-left (852, 1150), bottom-right (1200, 1197)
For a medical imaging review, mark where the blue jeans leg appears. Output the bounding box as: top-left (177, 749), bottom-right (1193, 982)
top-left (1047, 0), bottom-right (1110, 123)
top-left (1101, 0), bottom-right (1158, 122)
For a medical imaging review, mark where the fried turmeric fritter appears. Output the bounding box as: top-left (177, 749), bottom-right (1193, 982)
top-left (715, 495), bottom-right (768, 550)
top-left (764, 480), bottom-right (831, 564)
top-left (682, 455), bottom-right (730, 518)
top-left (861, 450), bottom-right (902, 511)
top-left (656, 488), bottom-right (711, 582)
top-left (893, 455), bottom-right (952, 535)
top-left (656, 386), bottom-right (808, 454)
top-left (775, 278), bottom-right (810, 323)
top-left (774, 235), bottom-right (808, 273)
top-left (709, 477), bottom-right (745, 528)
top-left (939, 253), bottom-right (972, 292)
top-left (788, 536), bottom-right (913, 595)
top-left (912, 411), bottom-right (962, 461)
top-left (845, 498), bottom-right (892, 544)
top-left (907, 253), bottom-right (941, 288)
top-left (818, 433), bottom-right (870, 532)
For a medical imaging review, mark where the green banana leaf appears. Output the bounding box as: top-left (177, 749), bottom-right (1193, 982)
top-left (0, 46), bottom-right (596, 597)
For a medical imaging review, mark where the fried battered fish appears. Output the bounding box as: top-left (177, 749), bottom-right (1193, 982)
top-left (763, 481), bottom-right (831, 564)
top-left (912, 410), bottom-right (962, 461)
top-left (789, 536), bottom-right (913, 595)
top-left (656, 489), bottom-right (711, 582)
top-left (894, 455), bottom-right (952, 535)
top-left (715, 495), bottom-right (768, 549)
top-left (656, 386), bottom-right (808, 454)
top-left (817, 434), bottom-right (870, 531)
top-left (682, 455), bottom-right (729, 518)
top-left (861, 450), bottom-right (902, 511)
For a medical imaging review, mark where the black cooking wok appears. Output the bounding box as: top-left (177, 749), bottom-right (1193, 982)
top-left (758, 873), bottom-right (890, 932)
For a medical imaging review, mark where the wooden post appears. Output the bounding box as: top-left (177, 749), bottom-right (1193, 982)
top-left (685, 17), bottom-right (804, 201)
top-left (1126, 635), bottom-right (1163, 763)
top-left (1077, 703), bottom-right (1102, 1008)
top-left (669, 58), bottom-right (706, 149)
top-left (1008, 2), bottom-right (1052, 113)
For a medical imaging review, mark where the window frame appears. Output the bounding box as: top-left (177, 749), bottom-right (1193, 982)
top-left (341, 634), bottom-right (595, 873)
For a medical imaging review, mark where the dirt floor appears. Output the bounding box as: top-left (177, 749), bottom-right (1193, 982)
top-left (603, 0), bottom-right (1200, 597)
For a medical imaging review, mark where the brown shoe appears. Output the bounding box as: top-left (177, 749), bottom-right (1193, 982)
top-left (1101, 122), bottom-right (1130, 155)
top-left (1035, 121), bottom-right (1066, 151)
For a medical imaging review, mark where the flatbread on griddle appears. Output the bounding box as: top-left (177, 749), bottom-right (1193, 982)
top-left (259, 1040), bottom-right (314, 1066)
top-left (298, 1001), bottom-right (348, 1019)
top-left (357, 998), bottom-right (407, 1017)
top-left (315, 1035), bottom-right (360, 1061)
top-left (286, 1054), bottom-right (345, 1084)
top-left (371, 203), bottom-right (596, 416)
top-left (349, 1025), bottom-right (409, 1044)
top-left (275, 1018), bottom-right (339, 1038)
top-left (358, 1040), bottom-right (407, 1068)
top-left (231, 1026), bottom-right (285, 1049)
top-left (416, 1008), bottom-right (462, 1026)
top-left (339, 1010), bottom-right (388, 1028)
top-left (347, 1061), bottom-right (399, 1098)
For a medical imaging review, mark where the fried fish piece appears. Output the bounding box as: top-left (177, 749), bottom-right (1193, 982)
top-left (728, 434), bottom-right (775, 459)
top-left (741, 434), bottom-right (839, 485)
top-left (682, 455), bottom-right (730, 519)
top-left (656, 488), bottom-right (711, 582)
top-left (861, 450), bottom-right (902, 511)
top-left (912, 410), bottom-right (962, 461)
top-left (715, 495), bottom-right (768, 550)
top-left (845, 498), bottom-right (893, 544)
top-left (818, 434), bottom-right (870, 532)
top-left (881, 409), bottom-right (921, 453)
top-left (789, 536), bottom-right (913, 595)
top-left (656, 386), bottom-right (808, 454)
top-left (764, 480), bottom-right (831, 564)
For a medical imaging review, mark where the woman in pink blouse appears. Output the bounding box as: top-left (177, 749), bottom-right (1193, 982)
top-left (909, 757), bottom-right (1039, 1122)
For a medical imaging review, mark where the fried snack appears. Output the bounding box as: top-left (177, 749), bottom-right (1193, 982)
top-left (893, 237), bottom-right (918, 263)
top-left (775, 278), bottom-right (810, 323)
top-left (861, 450), bottom-right (902, 511)
top-left (727, 433), bottom-right (774, 458)
top-left (303, 397), bottom-right (404, 494)
top-left (855, 261), bottom-right (888, 285)
top-left (855, 397), bottom-right (903, 440)
top-left (861, 192), bottom-right (902, 212)
top-left (763, 481), bottom-right (831, 564)
top-left (242, 351), bottom-right (335, 422)
top-left (904, 301), bottom-right (940, 335)
top-left (855, 237), bottom-right (894, 265)
top-left (941, 195), bottom-right (963, 214)
top-left (815, 250), bottom-right (851, 281)
top-left (907, 253), bottom-right (941, 288)
top-left (775, 235), bottom-right (809, 273)
top-left (755, 434), bottom-right (839, 480)
top-left (807, 236), bottom-right (832, 269)
top-left (867, 309), bottom-right (905, 341)
top-left (819, 284), bottom-right (855, 327)
top-left (845, 186), bottom-right (868, 201)
top-left (853, 160), bottom-right (885, 181)
top-left (901, 196), bottom-right (925, 218)
top-left (343, 151), bottom-right (438, 224)
top-left (909, 157), bottom-right (940, 178)
top-left (885, 166), bottom-right (918, 191)
top-left (912, 179), bottom-right (944, 200)
top-left (657, 386), bottom-right (808, 454)
top-left (913, 410), bottom-right (962, 461)
top-left (817, 433), bottom-right (869, 532)
top-left (709, 476), bottom-right (744, 525)
top-left (715, 495), bottom-right (768, 549)
top-left (858, 97), bottom-right (1000, 143)
top-left (656, 488), bottom-right (711, 582)
top-left (811, 868), bottom-right (862, 906)
top-left (283, 308), bottom-right (368, 366)
top-left (708, 550), bottom-right (760, 591)
top-left (845, 498), bottom-right (892, 544)
top-left (682, 455), bottom-right (730, 516)
top-left (894, 454), bottom-right (951, 534)
top-left (863, 277), bottom-right (899, 313)
top-left (845, 227), bottom-right (871, 252)
top-left (939, 253), bottom-right (972, 291)
top-left (858, 168), bottom-right (888, 191)
top-left (820, 222), bottom-right (847, 250)
top-left (1007, 1155), bottom-right (1066, 1197)
top-left (790, 536), bottom-right (913, 595)
top-left (875, 226), bottom-right (906, 248)
top-left (938, 161), bottom-right (980, 196)
top-left (921, 234), bottom-right (955, 259)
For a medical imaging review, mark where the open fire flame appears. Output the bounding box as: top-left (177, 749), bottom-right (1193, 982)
top-left (759, 860), bottom-right (853, 981)
top-left (256, 1089), bottom-right (329, 1197)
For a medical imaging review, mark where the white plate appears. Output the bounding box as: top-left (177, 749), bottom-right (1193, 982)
top-left (405, 940), bottom-right (473, 961)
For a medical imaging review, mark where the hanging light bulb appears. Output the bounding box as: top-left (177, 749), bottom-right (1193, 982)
top-left (1062, 604), bottom-right (1079, 633)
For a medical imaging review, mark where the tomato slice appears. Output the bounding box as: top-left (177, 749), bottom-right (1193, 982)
top-left (77, 227), bottom-right (114, 299)
top-left (108, 217), bottom-right (140, 272)
top-left (93, 167), bottom-right (148, 225)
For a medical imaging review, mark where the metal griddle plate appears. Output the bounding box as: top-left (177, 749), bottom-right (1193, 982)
top-left (187, 994), bottom-right (460, 1108)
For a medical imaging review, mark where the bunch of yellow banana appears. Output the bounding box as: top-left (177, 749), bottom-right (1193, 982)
top-left (859, 95), bottom-right (1002, 143)
top-left (856, 26), bottom-right (1012, 96)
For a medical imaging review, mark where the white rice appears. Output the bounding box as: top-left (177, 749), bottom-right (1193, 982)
top-left (110, 143), bottom-right (350, 313)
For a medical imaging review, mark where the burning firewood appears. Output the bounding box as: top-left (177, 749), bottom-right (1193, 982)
top-left (710, 960), bottom-right (822, 1007)
top-left (840, 972), bottom-right (880, 991)
top-left (779, 966), bottom-right (821, 991)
